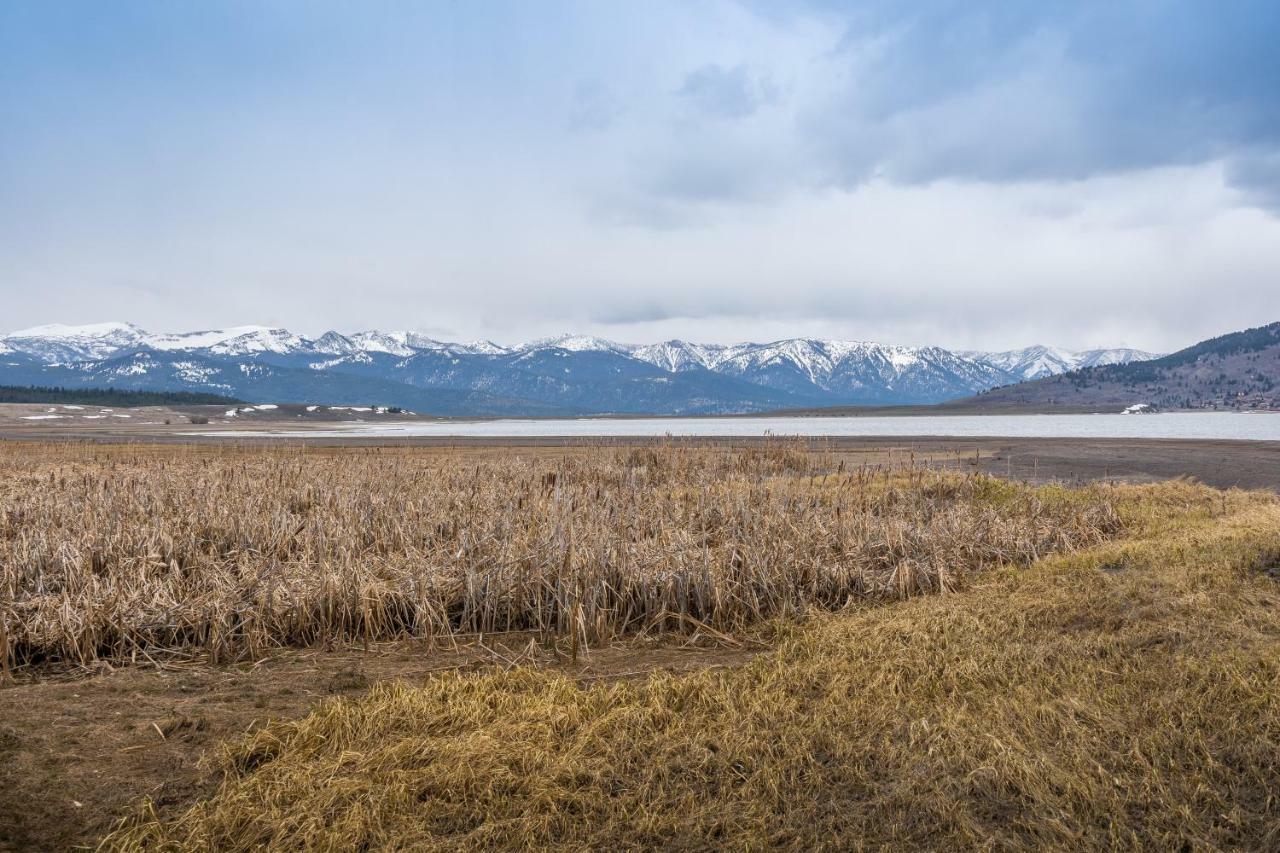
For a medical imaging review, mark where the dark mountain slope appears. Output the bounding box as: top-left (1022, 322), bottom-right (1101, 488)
top-left (967, 322), bottom-right (1280, 411)
top-left (0, 351), bottom-right (576, 417)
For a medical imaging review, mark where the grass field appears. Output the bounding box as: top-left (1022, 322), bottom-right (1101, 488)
top-left (2, 441), bottom-right (1278, 849)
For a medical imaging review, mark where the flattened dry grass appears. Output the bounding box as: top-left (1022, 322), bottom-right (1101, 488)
top-left (105, 482), bottom-right (1280, 851)
top-left (2, 441), bottom-right (1118, 669)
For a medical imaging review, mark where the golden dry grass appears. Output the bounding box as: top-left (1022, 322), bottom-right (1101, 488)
top-left (2, 441), bottom-right (1117, 670)
top-left (103, 481), bottom-right (1280, 851)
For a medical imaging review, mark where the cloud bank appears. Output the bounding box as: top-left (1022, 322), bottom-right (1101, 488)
top-left (2, 0), bottom-right (1278, 351)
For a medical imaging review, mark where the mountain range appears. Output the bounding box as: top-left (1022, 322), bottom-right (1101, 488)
top-left (0, 322), bottom-right (1159, 416)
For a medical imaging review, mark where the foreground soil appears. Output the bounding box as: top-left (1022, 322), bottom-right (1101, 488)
top-left (0, 636), bottom-right (756, 851)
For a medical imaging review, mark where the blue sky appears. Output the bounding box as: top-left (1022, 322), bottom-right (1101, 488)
top-left (3, 0), bottom-right (1279, 350)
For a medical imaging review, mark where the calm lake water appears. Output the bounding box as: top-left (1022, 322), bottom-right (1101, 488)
top-left (199, 412), bottom-right (1280, 441)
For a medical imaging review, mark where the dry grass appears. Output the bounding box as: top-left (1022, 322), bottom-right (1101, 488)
top-left (103, 481), bottom-right (1280, 851)
top-left (2, 441), bottom-right (1118, 670)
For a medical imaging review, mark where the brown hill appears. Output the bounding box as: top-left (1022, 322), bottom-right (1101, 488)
top-left (968, 322), bottom-right (1280, 411)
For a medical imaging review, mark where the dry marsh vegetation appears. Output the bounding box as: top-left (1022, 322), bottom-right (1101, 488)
top-left (7, 441), bottom-right (1276, 850)
top-left (104, 480), bottom-right (1280, 851)
top-left (1, 441), bottom-right (1120, 671)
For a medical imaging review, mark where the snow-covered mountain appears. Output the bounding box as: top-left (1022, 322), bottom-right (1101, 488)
top-left (0, 322), bottom-right (1160, 415)
top-left (630, 340), bottom-right (725, 372)
top-left (964, 345), bottom-right (1162, 381)
top-left (144, 326), bottom-right (310, 356)
top-left (3, 322), bottom-right (151, 362)
top-left (1073, 347), bottom-right (1164, 370)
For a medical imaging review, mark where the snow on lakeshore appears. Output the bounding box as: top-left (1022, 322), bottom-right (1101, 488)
top-left (225, 404), bottom-right (279, 417)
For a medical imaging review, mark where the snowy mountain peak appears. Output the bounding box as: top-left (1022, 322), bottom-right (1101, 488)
top-left (341, 330), bottom-right (503, 356)
top-left (1075, 347), bottom-right (1162, 369)
top-left (456, 339), bottom-right (511, 355)
top-left (2, 321), bottom-right (149, 361)
top-left (6, 321), bottom-right (145, 341)
top-left (311, 331), bottom-right (359, 354)
top-left (519, 334), bottom-right (632, 354)
top-left (144, 326), bottom-right (308, 355)
top-left (699, 338), bottom-right (929, 382)
top-left (631, 339), bottom-right (725, 372)
top-left (964, 345), bottom-right (1163, 381)
top-left (343, 331), bottom-right (420, 357)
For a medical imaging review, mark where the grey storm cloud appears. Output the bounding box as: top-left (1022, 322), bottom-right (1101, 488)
top-left (824, 1), bottom-right (1280, 187)
top-left (635, 1), bottom-right (1280, 209)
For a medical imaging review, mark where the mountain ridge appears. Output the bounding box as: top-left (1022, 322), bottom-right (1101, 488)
top-left (967, 322), bottom-right (1280, 411)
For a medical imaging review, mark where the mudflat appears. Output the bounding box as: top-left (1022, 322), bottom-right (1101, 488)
top-left (2, 401), bottom-right (1278, 492)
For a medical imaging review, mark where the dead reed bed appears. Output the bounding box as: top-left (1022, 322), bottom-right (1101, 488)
top-left (1, 441), bottom-right (1120, 670)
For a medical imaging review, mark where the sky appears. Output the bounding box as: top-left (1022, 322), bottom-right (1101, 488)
top-left (2, 0), bottom-right (1279, 352)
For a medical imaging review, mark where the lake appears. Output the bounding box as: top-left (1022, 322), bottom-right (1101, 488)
top-left (196, 412), bottom-right (1280, 441)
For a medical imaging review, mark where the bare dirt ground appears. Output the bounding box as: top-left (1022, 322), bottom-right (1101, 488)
top-left (966, 436), bottom-right (1280, 490)
top-left (0, 634), bottom-right (757, 851)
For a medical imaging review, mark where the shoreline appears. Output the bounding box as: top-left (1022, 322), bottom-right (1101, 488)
top-left (0, 429), bottom-right (1277, 491)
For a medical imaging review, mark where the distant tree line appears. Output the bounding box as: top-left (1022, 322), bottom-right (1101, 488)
top-left (0, 385), bottom-right (242, 406)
